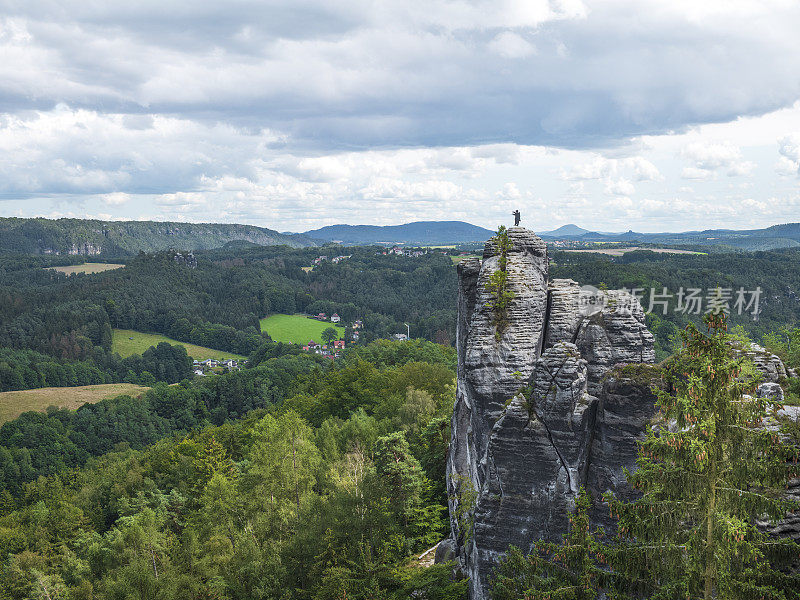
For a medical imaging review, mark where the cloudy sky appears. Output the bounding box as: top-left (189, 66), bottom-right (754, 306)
top-left (2, 0), bottom-right (800, 233)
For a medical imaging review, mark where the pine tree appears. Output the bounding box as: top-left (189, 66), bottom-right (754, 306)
top-left (492, 488), bottom-right (612, 600)
top-left (322, 327), bottom-right (339, 346)
top-left (608, 312), bottom-right (800, 599)
top-left (485, 225), bottom-right (515, 340)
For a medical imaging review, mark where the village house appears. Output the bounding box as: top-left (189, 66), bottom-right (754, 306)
top-left (315, 312), bottom-right (326, 320)
top-left (313, 255), bottom-right (328, 265)
top-left (330, 313), bottom-right (341, 323)
top-left (333, 339), bottom-right (345, 349)
top-left (353, 319), bottom-right (363, 329)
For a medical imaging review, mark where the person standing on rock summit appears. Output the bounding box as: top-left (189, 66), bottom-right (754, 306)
top-left (512, 210), bottom-right (521, 226)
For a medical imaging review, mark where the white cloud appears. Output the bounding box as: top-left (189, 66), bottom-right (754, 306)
top-left (680, 141), bottom-right (755, 178)
top-left (725, 161), bottom-right (755, 176)
top-left (488, 32), bottom-right (536, 59)
top-left (681, 167), bottom-right (713, 180)
top-left (681, 142), bottom-right (738, 169)
top-left (563, 157), bottom-right (615, 181)
top-left (604, 178), bottom-right (635, 196)
top-left (778, 134), bottom-right (800, 175)
top-left (776, 156), bottom-right (798, 175)
top-left (498, 182), bottom-right (522, 199)
top-left (0, 106), bottom-right (280, 195)
top-left (102, 192), bottom-right (130, 206)
top-left (564, 155), bottom-right (662, 183)
top-left (626, 157), bottom-right (663, 182)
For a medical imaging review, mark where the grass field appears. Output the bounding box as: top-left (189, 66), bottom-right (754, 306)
top-left (49, 263), bottom-right (125, 274)
top-left (260, 314), bottom-right (344, 345)
top-left (562, 247), bottom-right (706, 257)
top-left (112, 329), bottom-right (245, 360)
top-left (451, 254), bottom-right (480, 264)
top-left (0, 383), bottom-right (150, 424)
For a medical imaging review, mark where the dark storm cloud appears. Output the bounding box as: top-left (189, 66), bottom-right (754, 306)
top-left (0, 1), bottom-right (798, 150)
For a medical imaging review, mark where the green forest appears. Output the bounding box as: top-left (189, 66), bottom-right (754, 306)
top-left (1, 243), bottom-right (800, 599)
top-left (4, 244), bottom-right (800, 394)
top-left (0, 340), bottom-right (466, 600)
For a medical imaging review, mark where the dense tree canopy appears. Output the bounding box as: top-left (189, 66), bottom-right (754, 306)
top-left (0, 340), bottom-right (465, 600)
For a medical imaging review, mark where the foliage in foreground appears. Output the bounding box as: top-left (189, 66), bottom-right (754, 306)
top-left (608, 312), bottom-right (800, 599)
top-left (492, 488), bottom-right (612, 600)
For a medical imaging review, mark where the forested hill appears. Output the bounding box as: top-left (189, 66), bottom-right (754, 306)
top-left (538, 221), bottom-right (800, 251)
top-left (303, 220), bottom-right (494, 245)
top-left (0, 217), bottom-right (318, 256)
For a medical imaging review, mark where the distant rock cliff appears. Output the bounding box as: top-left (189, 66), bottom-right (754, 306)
top-left (444, 227), bottom-right (797, 600)
top-left (0, 217), bottom-right (318, 256)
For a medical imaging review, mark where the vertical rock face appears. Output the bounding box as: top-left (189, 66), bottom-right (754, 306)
top-left (447, 228), bottom-right (657, 600)
top-left (587, 372), bottom-right (660, 530)
top-left (469, 343), bottom-right (598, 595)
top-left (573, 289), bottom-right (656, 395)
top-left (543, 279), bottom-right (655, 394)
top-left (463, 227), bottom-right (549, 467)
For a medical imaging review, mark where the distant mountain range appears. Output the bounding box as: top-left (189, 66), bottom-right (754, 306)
top-left (304, 220), bottom-right (800, 251)
top-left (537, 222), bottom-right (800, 251)
top-left (540, 224), bottom-right (593, 237)
top-left (0, 217), bottom-right (318, 257)
top-left (3, 217), bottom-right (800, 255)
top-left (303, 221), bottom-right (495, 245)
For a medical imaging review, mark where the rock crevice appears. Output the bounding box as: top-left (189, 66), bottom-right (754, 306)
top-left (446, 227), bottom-right (799, 599)
top-left (447, 228), bottom-right (657, 599)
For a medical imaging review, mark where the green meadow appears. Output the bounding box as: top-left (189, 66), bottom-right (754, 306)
top-left (112, 329), bottom-right (245, 360)
top-left (259, 314), bottom-right (344, 345)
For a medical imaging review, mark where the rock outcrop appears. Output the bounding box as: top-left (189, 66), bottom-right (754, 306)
top-left (447, 227), bottom-right (800, 599)
top-left (746, 343), bottom-right (789, 383)
top-left (447, 228), bottom-right (658, 599)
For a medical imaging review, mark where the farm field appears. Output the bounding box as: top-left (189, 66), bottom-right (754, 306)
top-left (260, 314), bottom-right (344, 345)
top-left (49, 263), bottom-right (125, 274)
top-left (0, 383), bottom-right (150, 424)
top-left (451, 254), bottom-right (479, 264)
top-left (562, 246), bottom-right (705, 257)
top-left (112, 329), bottom-right (245, 360)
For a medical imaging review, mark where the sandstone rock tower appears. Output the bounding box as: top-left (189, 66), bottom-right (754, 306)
top-left (446, 227), bottom-right (657, 599)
